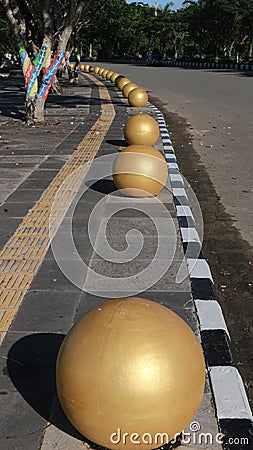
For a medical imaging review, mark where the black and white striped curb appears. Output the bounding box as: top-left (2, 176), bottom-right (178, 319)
top-left (162, 60), bottom-right (253, 71)
top-left (149, 103), bottom-right (253, 449)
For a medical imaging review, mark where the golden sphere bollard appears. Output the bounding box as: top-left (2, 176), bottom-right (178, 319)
top-left (84, 64), bottom-right (91, 72)
top-left (111, 72), bottom-right (120, 83)
top-left (128, 88), bottom-right (148, 107)
top-left (124, 114), bottom-right (160, 145)
top-left (117, 77), bottom-right (131, 90)
top-left (106, 70), bottom-right (114, 80)
top-left (80, 63), bottom-right (85, 70)
top-left (122, 82), bottom-right (138, 98)
top-left (113, 144), bottom-right (168, 197)
top-left (102, 69), bottom-right (109, 78)
top-left (94, 66), bottom-right (100, 74)
top-left (98, 67), bottom-right (105, 76)
top-left (56, 297), bottom-right (205, 450)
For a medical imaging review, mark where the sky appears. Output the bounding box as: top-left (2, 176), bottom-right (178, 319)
top-left (126, 0), bottom-right (185, 10)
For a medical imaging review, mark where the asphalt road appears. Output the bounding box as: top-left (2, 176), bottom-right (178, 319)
top-left (102, 63), bottom-right (253, 249)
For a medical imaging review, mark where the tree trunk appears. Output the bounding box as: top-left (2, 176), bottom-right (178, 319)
top-left (26, 97), bottom-right (36, 125)
top-left (24, 43), bottom-right (51, 124)
top-left (249, 40), bottom-right (253, 62)
top-left (33, 97), bottom-right (46, 123)
top-left (29, 28), bottom-right (72, 123)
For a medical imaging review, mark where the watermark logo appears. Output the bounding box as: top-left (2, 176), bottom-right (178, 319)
top-left (49, 153), bottom-right (204, 297)
top-left (109, 422), bottom-right (249, 447)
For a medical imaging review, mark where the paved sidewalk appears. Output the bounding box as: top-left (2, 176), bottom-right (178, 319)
top-left (0, 70), bottom-right (251, 449)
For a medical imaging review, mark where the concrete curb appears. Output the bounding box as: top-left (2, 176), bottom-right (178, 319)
top-left (149, 103), bottom-right (253, 449)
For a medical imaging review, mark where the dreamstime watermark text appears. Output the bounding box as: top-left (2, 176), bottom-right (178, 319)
top-left (110, 422), bottom-right (249, 447)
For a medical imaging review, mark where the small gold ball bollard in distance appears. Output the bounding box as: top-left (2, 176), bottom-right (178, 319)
top-left (124, 113), bottom-right (160, 146)
top-left (94, 66), bottom-right (100, 74)
top-left (98, 67), bottom-right (105, 76)
top-left (122, 82), bottom-right (138, 98)
top-left (111, 72), bottom-right (120, 83)
top-left (106, 70), bottom-right (114, 80)
top-left (117, 77), bottom-right (131, 90)
top-left (114, 74), bottom-right (125, 85)
top-left (128, 87), bottom-right (148, 107)
top-left (102, 69), bottom-right (109, 78)
top-left (80, 63), bottom-right (85, 70)
top-left (56, 297), bottom-right (205, 450)
top-left (113, 144), bottom-right (168, 197)
top-left (84, 64), bottom-right (91, 72)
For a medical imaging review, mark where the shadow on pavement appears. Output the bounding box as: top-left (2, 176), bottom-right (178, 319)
top-left (87, 179), bottom-right (117, 194)
top-left (6, 333), bottom-right (118, 449)
top-left (105, 139), bottom-right (127, 147)
top-left (7, 334), bottom-right (80, 434)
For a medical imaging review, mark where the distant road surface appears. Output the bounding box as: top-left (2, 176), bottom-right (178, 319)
top-left (102, 63), bottom-right (253, 248)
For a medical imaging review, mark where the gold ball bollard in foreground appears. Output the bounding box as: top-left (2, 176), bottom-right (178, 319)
top-left (113, 144), bottom-right (168, 197)
top-left (122, 82), bottom-right (138, 98)
top-left (111, 72), bottom-right (120, 83)
top-left (128, 88), bottom-right (148, 107)
top-left (117, 77), bottom-right (131, 90)
top-left (56, 297), bottom-right (205, 450)
top-left (124, 113), bottom-right (160, 145)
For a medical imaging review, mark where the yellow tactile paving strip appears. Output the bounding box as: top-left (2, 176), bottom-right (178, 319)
top-left (0, 74), bottom-right (115, 340)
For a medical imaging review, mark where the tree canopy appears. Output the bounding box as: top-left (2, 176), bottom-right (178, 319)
top-left (1, 0), bottom-right (252, 62)
top-left (77, 0), bottom-right (253, 62)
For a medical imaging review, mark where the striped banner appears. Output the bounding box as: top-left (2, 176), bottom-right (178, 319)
top-left (26, 45), bottom-right (48, 98)
top-left (19, 44), bottom-right (37, 96)
top-left (37, 51), bottom-right (64, 99)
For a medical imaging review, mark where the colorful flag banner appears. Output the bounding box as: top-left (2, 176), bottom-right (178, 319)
top-left (19, 44), bottom-right (37, 95)
top-left (27, 45), bottom-right (48, 98)
top-left (37, 51), bottom-right (64, 99)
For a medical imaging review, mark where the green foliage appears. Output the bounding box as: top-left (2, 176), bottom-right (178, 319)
top-left (78, 0), bottom-right (253, 61)
top-left (1, 0), bottom-right (252, 61)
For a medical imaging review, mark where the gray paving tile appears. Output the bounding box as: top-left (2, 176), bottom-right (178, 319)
top-left (92, 234), bottom-right (183, 261)
top-left (102, 202), bottom-right (176, 217)
top-left (96, 218), bottom-right (179, 245)
top-left (19, 178), bottom-right (52, 190)
top-left (5, 188), bottom-right (44, 203)
top-left (39, 160), bottom-right (67, 170)
top-left (0, 217), bottom-right (21, 237)
top-left (0, 391), bottom-right (45, 450)
top-left (47, 235), bottom-right (93, 264)
top-left (29, 169), bottom-right (59, 179)
top-left (84, 258), bottom-right (190, 295)
top-left (29, 259), bottom-right (82, 292)
top-left (10, 290), bottom-right (81, 333)
top-left (0, 201), bottom-right (34, 217)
